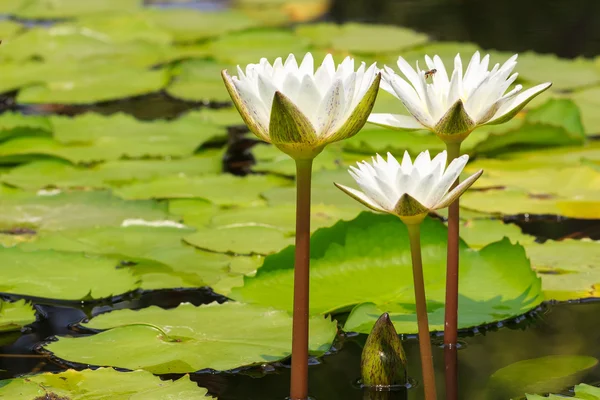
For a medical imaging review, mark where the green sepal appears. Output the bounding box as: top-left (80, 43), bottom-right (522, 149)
top-left (434, 99), bottom-right (476, 136)
top-left (393, 193), bottom-right (429, 218)
top-left (269, 91), bottom-right (317, 145)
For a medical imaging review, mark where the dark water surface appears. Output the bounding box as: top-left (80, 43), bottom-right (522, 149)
top-left (1, 1), bottom-right (600, 399)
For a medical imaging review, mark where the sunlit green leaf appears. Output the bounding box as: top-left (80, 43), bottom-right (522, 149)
top-left (487, 355), bottom-right (598, 399)
top-left (515, 52), bottom-right (600, 90)
top-left (0, 299), bottom-right (36, 333)
top-left (231, 213), bottom-right (543, 334)
top-left (45, 302), bottom-right (337, 373)
top-left (0, 190), bottom-right (168, 231)
top-left (184, 225), bottom-right (294, 255)
top-left (457, 219), bottom-right (536, 249)
top-left (167, 59), bottom-right (233, 103)
top-left (0, 247), bottom-right (139, 300)
top-left (13, 0), bottom-right (142, 18)
top-left (0, 368), bottom-right (213, 399)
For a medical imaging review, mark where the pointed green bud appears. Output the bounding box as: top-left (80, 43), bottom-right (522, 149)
top-left (361, 313), bottom-right (408, 388)
top-left (433, 100), bottom-right (476, 140)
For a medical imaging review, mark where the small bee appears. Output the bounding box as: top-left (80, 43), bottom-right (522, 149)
top-left (424, 69), bottom-right (437, 80)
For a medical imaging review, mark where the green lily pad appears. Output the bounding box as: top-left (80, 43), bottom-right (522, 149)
top-left (144, 8), bottom-right (258, 42)
top-left (252, 144), bottom-right (344, 176)
top-left (17, 64), bottom-right (169, 105)
top-left (45, 302), bottom-right (337, 373)
top-left (0, 112), bottom-right (52, 142)
top-left (0, 368), bottom-right (213, 399)
top-left (297, 23), bottom-right (428, 54)
top-left (515, 52), bottom-right (600, 90)
top-left (61, 13), bottom-right (173, 45)
top-left (0, 20), bottom-right (23, 39)
top-left (457, 219), bottom-right (536, 249)
top-left (0, 62), bottom-right (47, 95)
top-left (0, 0), bottom-right (26, 14)
top-left (0, 299), bottom-right (36, 333)
top-left (0, 247), bottom-right (139, 300)
top-left (527, 383), bottom-right (600, 400)
top-left (208, 29), bottom-right (310, 65)
top-left (2, 28), bottom-right (169, 66)
top-left (53, 111), bottom-right (225, 146)
top-left (1, 152), bottom-right (223, 190)
top-left (115, 174), bottom-right (290, 206)
top-left (189, 108), bottom-right (244, 127)
top-left (167, 59), bottom-right (233, 103)
top-left (571, 86), bottom-right (600, 135)
top-left (13, 0), bottom-right (142, 19)
top-left (184, 225), bottom-right (294, 255)
top-left (231, 212), bottom-right (543, 335)
top-left (0, 190), bottom-right (168, 231)
top-left (169, 199), bottom-right (219, 228)
top-left (209, 203), bottom-right (361, 234)
top-left (487, 355), bottom-right (598, 399)
top-left (20, 225), bottom-right (237, 288)
top-left (525, 239), bottom-right (600, 301)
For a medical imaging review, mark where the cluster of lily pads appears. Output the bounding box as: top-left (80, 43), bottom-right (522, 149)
top-left (0, 0), bottom-right (598, 399)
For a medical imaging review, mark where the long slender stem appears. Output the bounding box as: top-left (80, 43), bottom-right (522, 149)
top-left (406, 222), bottom-right (437, 400)
top-left (444, 140), bottom-right (462, 400)
top-left (289, 158), bottom-right (314, 400)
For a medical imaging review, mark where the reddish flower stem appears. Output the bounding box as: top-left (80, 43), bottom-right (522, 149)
top-left (444, 141), bottom-right (462, 400)
top-left (289, 158), bottom-right (313, 400)
top-left (406, 222), bottom-right (437, 400)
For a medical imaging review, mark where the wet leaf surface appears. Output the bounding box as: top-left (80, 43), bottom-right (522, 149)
top-left (45, 302), bottom-right (337, 373)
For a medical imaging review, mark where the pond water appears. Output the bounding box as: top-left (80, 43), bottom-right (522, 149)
top-left (0, 0), bottom-right (599, 399)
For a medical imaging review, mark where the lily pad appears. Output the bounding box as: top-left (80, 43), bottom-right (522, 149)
top-left (17, 64), bottom-right (169, 105)
top-left (0, 368), bottom-right (213, 399)
top-left (527, 383), bottom-right (600, 400)
top-left (525, 239), bottom-right (600, 301)
top-left (297, 23), bottom-right (428, 54)
top-left (167, 59), bottom-right (233, 103)
top-left (13, 0), bottom-right (142, 19)
top-left (571, 86), bottom-right (600, 135)
top-left (190, 108), bottom-right (244, 127)
top-left (20, 225), bottom-right (233, 288)
top-left (184, 225), bottom-right (294, 255)
top-left (252, 144), bottom-right (344, 176)
top-left (208, 29), bottom-right (310, 65)
top-left (515, 52), bottom-right (600, 90)
top-left (0, 112), bottom-right (52, 142)
top-left (0, 299), bottom-right (36, 333)
top-left (457, 219), bottom-right (536, 249)
top-left (45, 302), bottom-right (337, 373)
top-left (0, 190), bottom-right (168, 231)
top-left (231, 212), bottom-right (543, 335)
top-left (461, 189), bottom-right (568, 218)
top-left (115, 174), bottom-right (290, 206)
top-left (0, 247), bottom-right (139, 300)
top-left (144, 8), bottom-right (258, 42)
top-left (487, 355), bottom-right (598, 399)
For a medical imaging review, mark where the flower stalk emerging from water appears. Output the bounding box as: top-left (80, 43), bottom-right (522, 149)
top-left (367, 52), bottom-right (551, 398)
top-left (222, 52), bottom-right (380, 400)
top-left (335, 150), bottom-right (482, 400)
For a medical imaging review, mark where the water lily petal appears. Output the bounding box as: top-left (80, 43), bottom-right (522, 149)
top-left (487, 82), bottom-right (552, 125)
top-left (368, 113), bottom-right (424, 130)
top-left (334, 183), bottom-right (387, 213)
top-left (435, 169), bottom-right (484, 209)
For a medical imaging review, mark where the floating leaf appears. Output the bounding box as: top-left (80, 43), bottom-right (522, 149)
top-left (515, 52), bottom-right (600, 90)
top-left (145, 8), bottom-right (258, 42)
top-left (487, 355), bottom-right (598, 399)
top-left (461, 189), bottom-right (561, 218)
top-left (231, 213), bottom-right (543, 335)
top-left (45, 302), bottom-right (337, 373)
top-left (167, 59), bottom-right (233, 103)
top-left (184, 225), bottom-right (294, 255)
top-left (458, 219), bottom-right (536, 249)
top-left (20, 225), bottom-right (234, 288)
top-left (209, 29), bottom-right (310, 65)
top-left (252, 144), bottom-right (343, 175)
top-left (0, 190), bottom-right (168, 231)
top-left (0, 299), bottom-right (36, 333)
top-left (17, 64), bottom-right (169, 105)
top-left (527, 383), bottom-right (600, 400)
top-left (0, 112), bottom-right (51, 142)
top-left (525, 239), bottom-right (600, 301)
top-left (297, 23), bottom-right (428, 54)
top-left (0, 247), bottom-right (139, 300)
top-left (13, 0), bottom-right (142, 18)
top-left (0, 368), bottom-right (213, 399)
top-left (115, 174), bottom-right (290, 206)
top-left (571, 87), bottom-right (600, 136)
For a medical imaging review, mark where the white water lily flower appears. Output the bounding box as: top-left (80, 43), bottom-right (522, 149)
top-left (222, 53), bottom-right (381, 159)
top-left (335, 150), bottom-right (483, 222)
top-left (369, 52), bottom-right (552, 140)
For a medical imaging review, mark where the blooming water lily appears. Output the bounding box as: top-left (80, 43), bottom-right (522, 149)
top-left (222, 53), bottom-right (381, 159)
top-left (335, 150), bottom-right (483, 223)
top-left (369, 52), bottom-right (552, 141)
